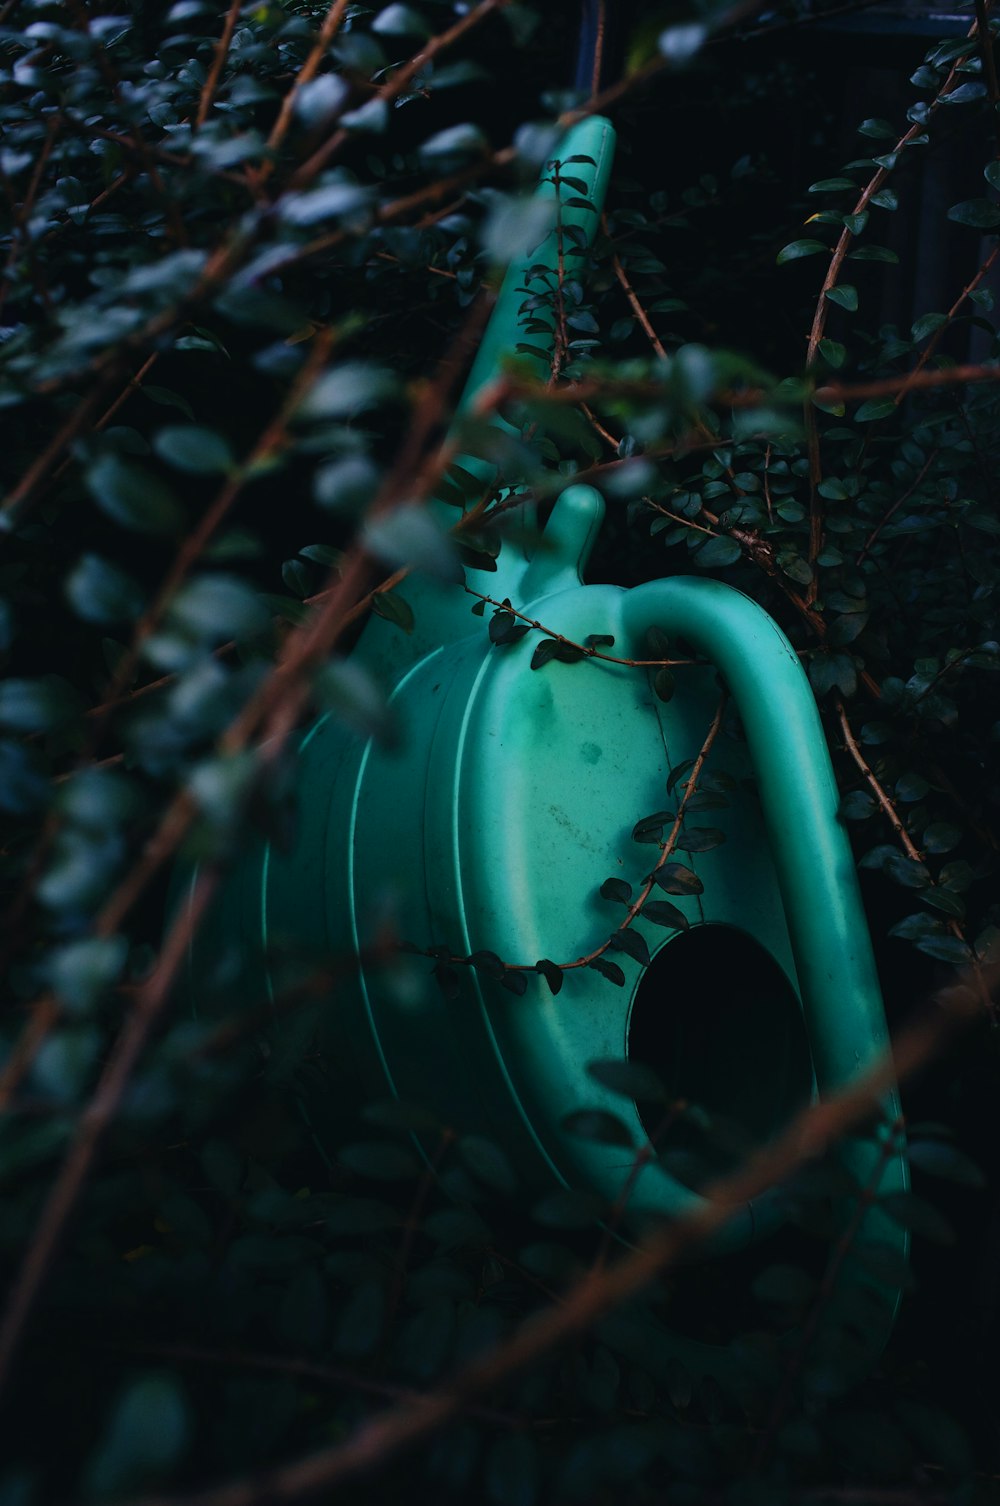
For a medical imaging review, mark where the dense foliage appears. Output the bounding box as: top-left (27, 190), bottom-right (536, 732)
top-left (1, 0), bottom-right (999, 1501)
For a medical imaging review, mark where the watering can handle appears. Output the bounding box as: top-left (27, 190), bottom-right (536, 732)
top-left (620, 577), bottom-right (908, 1333)
top-left (622, 577), bottom-right (885, 1090)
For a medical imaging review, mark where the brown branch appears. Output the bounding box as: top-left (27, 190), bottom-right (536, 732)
top-left (430, 694), bottom-right (724, 978)
top-left (114, 989), bottom-right (983, 1506)
top-left (48, 353), bottom-right (161, 491)
top-left (463, 587), bottom-right (697, 670)
top-left (856, 448), bottom-right (939, 565)
top-left (0, 863), bottom-right (221, 1396)
top-left (90, 1340), bottom-right (514, 1425)
top-left (836, 703), bottom-right (994, 1017)
top-left (290, 0), bottom-right (506, 189)
top-left (262, 0), bottom-right (352, 167)
top-left (816, 361), bottom-right (1000, 405)
top-left (754, 1120), bottom-right (904, 1465)
top-left (0, 377), bottom-right (117, 529)
top-left (590, 0), bottom-right (606, 95)
top-left (836, 700), bottom-right (924, 863)
top-left (89, 328), bottom-right (337, 750)
top-left (894, 242), bottom-right (1000, 408)
top-left (802, 43), bottom-right (976, 579)
top-left (196, 0), bottom-right (244, 128)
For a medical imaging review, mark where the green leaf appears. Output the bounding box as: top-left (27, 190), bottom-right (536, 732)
top-left (809, 652), bottom-right (857, 698)
top-left (340, 97), bottom-right (389, 134)
top-left (480, 192), bottom-right (557, 263)
top-left (600, 877), bottom-right (632, 905)
top-left (339, 1141), bottom-right (420, 1180)
top-left (364, 506), bottom-right (462, 585)
top-left (459, 1134), bottom-right (517, 1193)
top-left (609, 928), bottom-right (650, 967)
top-left (0, 676), bottom-right (82, 733)
top-left (695, 534), bottom-right (741, 569)
top-left (587, 956), bottom-right (625, 987)
top-left (86, 454), bottom-right (185, 536)
top-left (469, 949), bottom-right (505, 978)
top-left (315, 454), bottom-right (379, 513)
top-left (632, 810), bottom-right (672, 843)
top-left (653, 666), bottom-right (675, 702)
top-left (561, 1110), bottom-right (635, 1147)
top-left (908, 1139), bottom-right (984, 1187)
top-left (858, 117), bottom-right (897, 138)
top-left (848, 245), bottom-right (899, 263)
top-left (489, 611), bottom-right (530, 646)
top-left (825, 284), bottom-right (859, 311)
top-left (168, 575), bottom-right (268, 645)
top-left (911, 311), bottom-right (946, 341)
top-left (854, 399), bottom-right (896, 422)
top-left (879, 1189), bottom-right (955, 1244)
top-left (587, 1058), bottom-right (668, 1102)
top-left (372, 4), bottom-right (431, 37)
top-left (914, 933), bottom-right (972, 966)
top-left (641, 899), bottom-right (689, 930)
top-left (87, 1375), bottom-right (190, 1496)
top-left (66, 554), bottom-right (144, 624)
top-left (657, 22), bottom-right (707, 63)
top-left (947, 199), bottom-right (1000, 228)
top-left (675, 825), bottom-right (725, 852)
top-left (297, 363), bottom-right (396, 420)
top-left (923, 821), bottom-right (961, 854)
top-left (419, 123), bottom-right (488, 163)
top-left (776, 239), bottom-right (828, 264)
top-left (335, 1280), bottom-right (384, 1356)
top-left (818, 338), bottom-right (846, 369)
top-left (49, 935), bottom-right (127, 1013)
top-left (153, 425), bottom-right (235, 475)
top-left (371, 590), bottom-right (415, 634)
top-left (777, 548), bottom-right (814, 585)
top-left (532, 1187), bottom-right (607, 1229)
top-left (535, 959), bottom-right (563, 995)
top-left (808, 177), bottom-right (858, 193)
top-left (653, 862), bottom-right (704, 896)
top-left (840, 790), bottom-right (876, 820)
top-left (315, 658), bottom-right (396, 746)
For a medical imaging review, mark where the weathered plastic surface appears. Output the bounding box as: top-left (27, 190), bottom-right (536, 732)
top-left (179, 115), bottom-right (908, 1383)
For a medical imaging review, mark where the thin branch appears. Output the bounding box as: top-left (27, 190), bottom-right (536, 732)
top-left (893, 242), bottom-right (1000, 407)
top-left (290, 0), bottom-right (506, 188)
top-left (856, 448), bottom-right (939, 565)
top-left (0, 865), bottom-right (221, 1395)
top-left (802, 43), bottom-right (977, 579)
top-left (195, 0), bottom-right (244, 128)
top-left (115, 988), bottom-right (984, 1506)
top-left (463, 587), bottom-right (698, 670)
top-left (262, 0), bottom-right (352, 167)
top-left (836, 700), bottom-right (924, 863)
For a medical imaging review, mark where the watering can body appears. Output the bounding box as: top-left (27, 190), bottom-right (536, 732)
top-left (178, 115), bottom-right (907, 1381)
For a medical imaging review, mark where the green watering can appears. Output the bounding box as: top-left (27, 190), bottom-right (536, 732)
top-left (181, 116), bottom-right (908, 1387)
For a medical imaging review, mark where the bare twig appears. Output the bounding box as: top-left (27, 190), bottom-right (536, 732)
top-left (196, 0), bottom-right (245, 128)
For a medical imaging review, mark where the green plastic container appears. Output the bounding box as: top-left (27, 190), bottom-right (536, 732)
top-left (180, 115), bottom-right (907, 1385)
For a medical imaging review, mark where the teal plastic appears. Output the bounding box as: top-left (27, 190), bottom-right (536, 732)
top-left (179, 115), bottom-right (907, 1383)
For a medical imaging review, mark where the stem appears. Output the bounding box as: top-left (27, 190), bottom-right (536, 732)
top-left (195, 0), bottom-right (244, 128)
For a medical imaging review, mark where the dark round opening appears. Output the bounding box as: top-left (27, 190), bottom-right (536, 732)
top-left (627, 924), bottom-right (813, 1183)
